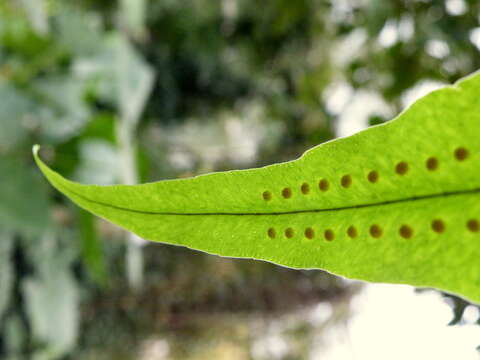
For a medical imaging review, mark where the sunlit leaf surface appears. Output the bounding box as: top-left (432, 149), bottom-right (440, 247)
top-left (35, 71), bottom-right (480, 303)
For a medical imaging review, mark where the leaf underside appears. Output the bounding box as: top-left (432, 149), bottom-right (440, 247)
top-left (35, 71), bottom-right (480, 303)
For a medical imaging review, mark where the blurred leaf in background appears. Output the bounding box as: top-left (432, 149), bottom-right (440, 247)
top-left (0, 232), bottom-right (13, 321)
top-left (0, 157), bottom-right (51, 234)
top-left (0, 82), bottom-right (32, 152)
top-left (22, 233), bottom-right (79, 359)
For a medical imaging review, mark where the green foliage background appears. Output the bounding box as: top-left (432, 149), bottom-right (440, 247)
top-left (1, 0), bottom-right (480, 358)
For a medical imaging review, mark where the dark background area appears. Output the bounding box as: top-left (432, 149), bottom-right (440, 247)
top-left (1, 0), bottom-right (480, 358)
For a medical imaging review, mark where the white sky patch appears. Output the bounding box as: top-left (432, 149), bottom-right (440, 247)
top-left (344, 284), bottom-right (480, 360)
top-left (445, 0), bottom-right (468, 16)
top-left (335, 90), bottom-right (392, 138)
top-left (248, 283), bottom-right (480, 360)
top-left (332, 28), bottom-right (368, 67)
top-left (139, 338), bottom-right (170, 360)
top-left (163, 101), bottom-right (284, 170)
top-left (398, 15), bottom-right (414, 42)
top-left (378, 20), bottom-right (399, 48)
top-left (309, 302), bottom-right (333, 325)
top-left (463, 305), bottom-right (480, 324)
top-left (401, 79), bottom-right (447, 109)
top-left (224, 114), bottom-right (262, 165)
top-left (251, 332), bottom-right (290, 359)
top-left (426, 39), bottom-right (450, 58)
top-left (323, 81), bottom-right (354, 115)
top-left (469, 28), bottom-right (480, 51)
top-left (330, 0), bottom-right (354, 24)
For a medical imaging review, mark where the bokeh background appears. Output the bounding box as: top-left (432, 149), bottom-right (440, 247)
top-left (1, 0), bottom-right (480, 359)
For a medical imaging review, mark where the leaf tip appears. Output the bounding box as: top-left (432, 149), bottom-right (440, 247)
top-left (32, 144), bottom-right (41, 157)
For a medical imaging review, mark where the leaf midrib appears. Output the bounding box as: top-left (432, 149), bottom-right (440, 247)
top-left (60, 184), bottom-right (480, 216)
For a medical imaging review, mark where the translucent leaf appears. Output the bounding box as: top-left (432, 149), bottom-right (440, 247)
top-left (35, 71), bottom-right (480, 303)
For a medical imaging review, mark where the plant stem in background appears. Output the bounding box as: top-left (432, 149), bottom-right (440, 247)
top-left (116, 117), bottom-right (145, 290)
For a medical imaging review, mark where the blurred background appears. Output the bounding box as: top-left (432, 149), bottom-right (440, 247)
top-left (1, 0), bottom-right (480, 359)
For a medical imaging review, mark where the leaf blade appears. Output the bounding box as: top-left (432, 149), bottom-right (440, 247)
top-left (33, 70), bottom-right (480, 302)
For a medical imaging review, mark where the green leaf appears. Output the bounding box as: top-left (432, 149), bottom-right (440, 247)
top-left (34, 71), bottom-right (480, 303)
top-left (33, 76), bottom-right (91, 142)
top-left (0, 157), bottom-right (51, 235)
top-left (74, 33), bottom-right (154, 124)
top-left (55, 5), bottom-right (103, 57)
top-left (22, 233), bottom-right (79, 358)
top-left (0, 82), bottom-right (32, 152)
